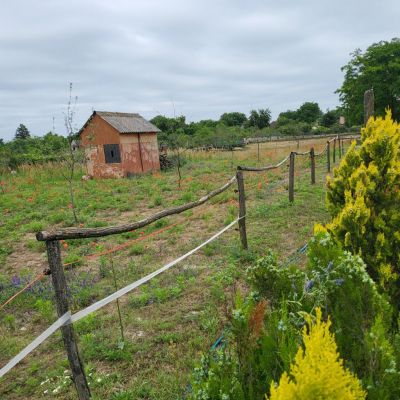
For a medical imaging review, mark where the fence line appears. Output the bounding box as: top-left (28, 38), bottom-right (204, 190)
top-left (243, 132), bottom-right (359, 144)
top-left (237, 135), bottom-right (358, 203)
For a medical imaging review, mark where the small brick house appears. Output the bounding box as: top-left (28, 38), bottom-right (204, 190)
top-left (79, 111), bottom-right (161, 178)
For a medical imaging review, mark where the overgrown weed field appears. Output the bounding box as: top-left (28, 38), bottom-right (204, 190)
top-left (0, 138), bottom-right (339, 399)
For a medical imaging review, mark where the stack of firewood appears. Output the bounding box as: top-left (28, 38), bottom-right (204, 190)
top-left (159, 153), bottom-right (174, 170)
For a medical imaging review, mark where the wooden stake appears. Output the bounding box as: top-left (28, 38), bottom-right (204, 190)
top-left (338, 136), bottom-right (342, 158)
top-left (289, 152), bottom-right (295, 202)
top-left (327, 141), bottom-right (331, 173)
top-left (46, 240), bottom-right (91, 400)
top-left (364, 89), bottom-right (374, 125)
top-left (236, 169), bottom-right (248, 249)
top-left (333, 138), bottom-right (336, 163)
top-left (310, 148), bottom-right (315, 184)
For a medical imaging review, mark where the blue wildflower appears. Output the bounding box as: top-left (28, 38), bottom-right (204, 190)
top-left (305, 279), bottom-right (315, 292)
top-left (334, 278), bottom-right (345, 286)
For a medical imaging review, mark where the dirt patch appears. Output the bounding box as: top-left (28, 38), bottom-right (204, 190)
top-left (5, 234), bottom-right (47, 275)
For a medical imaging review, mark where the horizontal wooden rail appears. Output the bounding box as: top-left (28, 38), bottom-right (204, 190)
top-left (237, 154), bottom-right (290, 172)
top-left (37, 176), bottom-right (237, 241)
top-left (340, 136), bottom-right (359, 141)
top-left (315, 144), bottom-right (328, 157)
top-left (292, 150), bottom-right (310, 156)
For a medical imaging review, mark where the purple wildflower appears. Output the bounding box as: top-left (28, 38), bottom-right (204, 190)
top-left (11, 275), bottom-right (21, 286)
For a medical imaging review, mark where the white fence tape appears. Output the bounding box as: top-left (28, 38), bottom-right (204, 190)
top-left (0, 218), bottom-right (239, 378)
top-left (0, 312), bottom-right (71, 378)
top-left (71, 217), bottom-right (239, 323)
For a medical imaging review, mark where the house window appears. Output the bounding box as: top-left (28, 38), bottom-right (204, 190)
top-left (104, 144), bottom-right (121, 163)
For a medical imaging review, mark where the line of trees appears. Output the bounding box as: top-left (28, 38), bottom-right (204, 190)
top-left (151, 103), bottom-right (348, 149)
top-left (0, 131), bottom-right (69, 169)
top-left (0, 102), bottom-right (347, 169)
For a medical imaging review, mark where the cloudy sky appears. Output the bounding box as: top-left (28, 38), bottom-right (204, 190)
top-left (0, 0), bottom-right (398, 141)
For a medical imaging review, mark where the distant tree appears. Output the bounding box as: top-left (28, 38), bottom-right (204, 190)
top-left (296, 102), bottom-right (322, 124)
top-left (192, 126), bottom-right (214, 147)
top-left (219, 112), bottom-right (247, 127)
top-left (43, 133), bottom-right (64, 152)
top-left (15, 124), bottom-right (30, 140)
top-left (0, 138), bottom-right (4, 146)
top-left (196, 119), bottom-right (219, 128)
top-left (321, 109), bottom-right (339, 127)
top-left (248, 108), bottom-right (271, 129)
top-left (276, 113), bottom-right (296, 127)
top-left (150, 115), bottom-right (186, 134)
top-left (276, 103), bottom-right (321, 126)
top-left (278, 110), bottom-right (298, 122)
top-left (186, 119), bottom-right (218, 136)
top-left (336, 38), bottom-right (400, 125)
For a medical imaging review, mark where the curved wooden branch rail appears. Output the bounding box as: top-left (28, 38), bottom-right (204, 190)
top-left (37, 176), bottom-right (237, 241)
top-left (315, 144), bottom-right (328, 157)
top-left (292, 150), bottom-right (310, 156)
top-left (237, 154), bottom-right (290, 172)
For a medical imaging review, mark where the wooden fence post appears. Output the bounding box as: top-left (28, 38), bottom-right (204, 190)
top-left (364, 88), bottom-right (374, 125)
top-left (338, 136), bottom-right (342, 159)
top-left (310, 148), bottom-right (315, 184)
top-left (236, 169), bottom-right (248, 249)
top-left (342, 138), bottom-right (345, 155)
top-left (333, 138), bottom-right (336, 163)
top-left (289, 152), bottom-right (295, 202)
top-left (46, 240), bottom-right (91, 400)
top-left (327, 141), bottom-right (331, 173)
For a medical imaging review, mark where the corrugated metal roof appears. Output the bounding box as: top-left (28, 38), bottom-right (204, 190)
top-left (96, 111), bottom-right (161, 133)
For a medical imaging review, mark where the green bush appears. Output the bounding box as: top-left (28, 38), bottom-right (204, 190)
top-left (189, 295), bottom-right (302, 400)
top-left (189, 350), bottom-right (245, 400)
top-left (190, 232), bottom-right (400, 399)
top-left (325, 111), bottom-right (400, 302)
top-left (363, 316), bottom-right (400, 399)
top-left (307, 231), bottom-right (394, 388)
top-left (245, 250), bottom-right (305, 307)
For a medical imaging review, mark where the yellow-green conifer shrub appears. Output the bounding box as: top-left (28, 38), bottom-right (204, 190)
top-left (325, 111), bottom-right (400, 294)
top-left (267, 308), bottom-right (366, 400)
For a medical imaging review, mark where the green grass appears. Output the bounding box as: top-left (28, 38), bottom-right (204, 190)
top-left (0, 138), bottom-right (346, 399)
